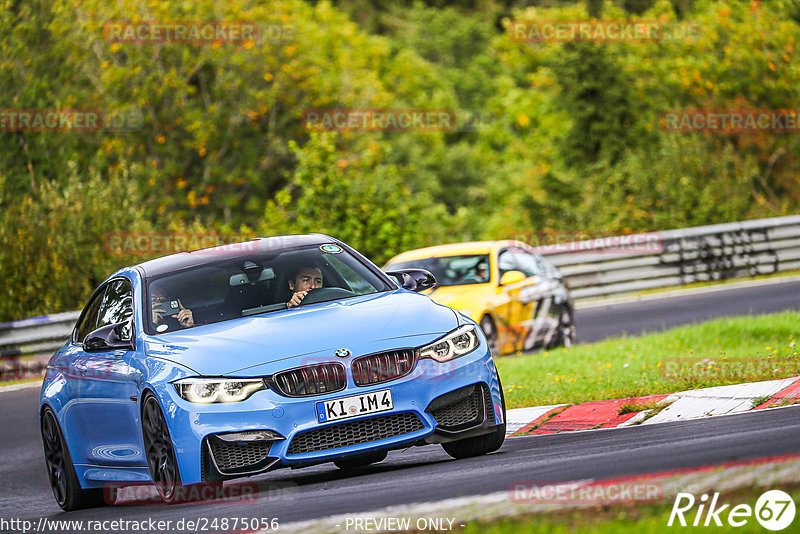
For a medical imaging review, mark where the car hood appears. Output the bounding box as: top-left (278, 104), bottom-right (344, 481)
top-left (143, 290), bottom-right (458, 376)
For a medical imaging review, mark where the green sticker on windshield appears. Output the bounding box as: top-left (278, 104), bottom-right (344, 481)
top-left (320, 244), bottom-right (343, 254)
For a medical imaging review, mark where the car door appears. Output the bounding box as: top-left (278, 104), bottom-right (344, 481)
top-left (73, 277), bottom-right (142, 468)
top-left (59, 287), bottom-right (105, 464)
top-left (494, 248), bottom-right (529, 352)
top-left (513, 248), bottom-right (560, 349)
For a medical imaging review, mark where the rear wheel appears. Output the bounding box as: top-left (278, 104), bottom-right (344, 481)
top-left (142, 393), bottom-right (183, 503)
top-left (333, 450), bottom-right (387, 470)
top-left (441, 381), bottom-right (506, 459)
top-left (550, 306), bottom-right (576, 349)
top-left (41, 408), bottom-right (105, 511)
top-left (480, 315), bottom-right (499, 357)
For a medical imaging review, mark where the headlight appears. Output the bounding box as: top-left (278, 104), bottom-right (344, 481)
top-left (457, 309), bottom-right (473, 318)
top-left (417, 325), bottom-right (480, 362)
top-left (173, 378), bottom-right (265, 403)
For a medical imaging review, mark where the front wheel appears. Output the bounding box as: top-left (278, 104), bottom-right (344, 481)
top-left (441, 382), bottom-right (506, 459)
top-left (41, 408), bottom-right (105, 511)
top-left (480, 315), bottom-right (499, 358)
top-left (550, 306), bottom-right (576, 349)
top-left (142, 393), bottom-right (183, 503)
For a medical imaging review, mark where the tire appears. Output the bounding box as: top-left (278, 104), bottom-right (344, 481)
top-left (441, 381), bottom-right (506, 459)
top-left (480, 315), bottom-right (499, 358)
top-left (550, 306), bottom-right (576, 349)
top-left (41, 408), bottom-right (106, 511)
top-left (333, 450), bottom-right (388, 470)
top-left (142, 393), bottom-right (183, 503)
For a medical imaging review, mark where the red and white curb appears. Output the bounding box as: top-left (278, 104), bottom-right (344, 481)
top-left (632, 377), bottom-right (799, 426)
top-left (506, 376), bottom-right (800, 437)
top-left (504, 405), bottom-right (568, 435)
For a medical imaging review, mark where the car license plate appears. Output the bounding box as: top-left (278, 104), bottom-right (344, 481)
top-left (316, 389), bottom-right (393, 423)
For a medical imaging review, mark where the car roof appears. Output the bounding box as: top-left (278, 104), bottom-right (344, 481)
top-left (136, 234), bottom-right (335, 277)
top-left (386, 240), bottom-right (526, 264)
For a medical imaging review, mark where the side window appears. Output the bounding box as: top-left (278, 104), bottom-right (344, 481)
top-left (75, 288), bottom-right (106, 343)
top-left (512, 249), bottom-right (545, 278)
top-left (97, 278), bottom-right (134, 340)
top-left (497, 250), bottom-right (518, 278)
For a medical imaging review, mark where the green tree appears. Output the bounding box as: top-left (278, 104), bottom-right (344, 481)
top-left (261, 133), bottom-right (463, 265)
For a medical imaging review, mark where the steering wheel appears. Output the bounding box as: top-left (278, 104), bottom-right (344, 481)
top-left (298, 287), bottom-right (357, 306)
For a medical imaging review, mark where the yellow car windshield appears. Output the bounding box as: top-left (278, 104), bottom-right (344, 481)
top-left (387, 254), bottom-right (490, 287)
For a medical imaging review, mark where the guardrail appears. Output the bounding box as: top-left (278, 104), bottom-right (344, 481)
top-left (0, 311), bottom-right (81, 381)
top-left (539, 215), bottom-right (800, 300)
top-left (2, 214), bottom-right (800, 381)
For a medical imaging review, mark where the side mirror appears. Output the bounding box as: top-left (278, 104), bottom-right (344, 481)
top-left (499, 270), bottom-right (526, 286)
top-left (84, 321), bottom-right (134, 352)
top-left (385, 269), bottom-right (437, 292)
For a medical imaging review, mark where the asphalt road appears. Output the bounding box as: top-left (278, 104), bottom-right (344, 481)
top-left (1, 385), bottom-right (798, 532)
top-left (575, 278), bottom-right (800, 343)
top-left (1, 280), bottom-right (799, 531)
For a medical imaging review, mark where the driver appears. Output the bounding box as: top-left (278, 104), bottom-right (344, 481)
top-left (286, 265), bottom-right (323, 308)
top-left (476, 260), bottom-right (488, 281)
top-left (151, 288), bottom-right (194, 330)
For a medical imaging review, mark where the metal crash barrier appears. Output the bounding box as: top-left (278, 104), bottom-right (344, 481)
top-left (3, 215), bottom-right (800, 381)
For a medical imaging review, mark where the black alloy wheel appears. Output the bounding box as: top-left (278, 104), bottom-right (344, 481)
top-left (41, 408), bottom-right (105, 511)
top-left (480, 315), bottom-right (499, 357)
top-left (142, 393), bottom-right (182, 503)
top-left (553, 306), bottom-right (576, 348)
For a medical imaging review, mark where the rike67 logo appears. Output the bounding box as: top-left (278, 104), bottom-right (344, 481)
top-left (668, 490), bottom-right (796, 531)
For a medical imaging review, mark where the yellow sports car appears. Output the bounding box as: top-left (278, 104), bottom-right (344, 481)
top-left (384, 241), bottom-right (575, 356)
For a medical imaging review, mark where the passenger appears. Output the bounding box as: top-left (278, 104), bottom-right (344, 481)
top-left (286, 266), bottom-right (323, 308)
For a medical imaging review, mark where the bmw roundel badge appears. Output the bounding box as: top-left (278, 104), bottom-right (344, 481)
top-left (335, 348), bottom-right (351, 358)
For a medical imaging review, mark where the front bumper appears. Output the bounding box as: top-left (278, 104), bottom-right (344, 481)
top-left (154, 345), bottom-right (503, 484)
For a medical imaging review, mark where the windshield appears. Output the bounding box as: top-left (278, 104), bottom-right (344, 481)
top-left (387, 254), bottom-right (490, 287)
top-left (145, 244), bottom-right (390, 334)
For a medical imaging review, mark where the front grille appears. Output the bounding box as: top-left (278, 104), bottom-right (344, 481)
top-left (430, 384), bottom-right (495, 430)
top-left (287, 412), bottom-right (424, 455)
top-left (352, 349), bottom-right (416, 386)
top-left (208, 439), bottom-right (271, 474)
top-left (271, 363), bottom-right (346, 397)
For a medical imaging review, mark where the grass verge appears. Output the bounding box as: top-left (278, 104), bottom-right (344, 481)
top-left (617, 401), bottom-right (662, 416)
top-left (454, 484), bottom-right (800, 534)
top-left (0, 376), bottom-right (42, 389)
top-left (496, 310), bottom-right (800, 409)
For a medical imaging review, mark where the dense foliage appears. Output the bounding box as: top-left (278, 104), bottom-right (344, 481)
top-left (2, 0), bottom-right (799, 320)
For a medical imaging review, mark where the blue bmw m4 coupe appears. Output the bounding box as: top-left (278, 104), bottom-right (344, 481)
top-left (40, 235), bottom-right (506, 510)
